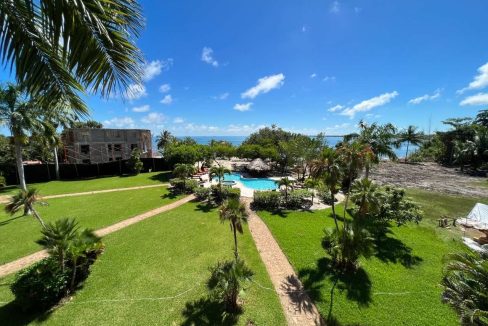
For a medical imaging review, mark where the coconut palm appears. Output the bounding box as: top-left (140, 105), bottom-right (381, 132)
top-left (0, 0), bottom-right (143, 112)
top-left (173, 163), bottom-right (196, 189)
top-left (310, 148), bottom-right (342, 231)
top-left (275, 177), bottom-right (294, 204)
top-left (304, 178), bottom-right (319, 205)
top-left (156, 130), bottom-right (176, 156)
top-left (5, 188), bottom-right (46, 227)
top-left (351, 178), bottom-right (381, 219)
top-left (441, 249), bottom-right (488, 325)
top-left (398, 125), bottom-right (424, 162)
top-left (219, 198), bottom-right (248, 260)
top-left (210, 166), bottom-right (231, 191)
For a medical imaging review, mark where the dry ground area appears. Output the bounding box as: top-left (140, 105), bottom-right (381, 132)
top-left (370, 161), bottom-right (488, 197)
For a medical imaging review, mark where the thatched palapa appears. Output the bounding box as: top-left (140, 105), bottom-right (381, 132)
top-left (246, 158), bottom-right (271, 175)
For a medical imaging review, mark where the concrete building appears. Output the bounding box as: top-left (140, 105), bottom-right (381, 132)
top-left (62, 128), bottom-right (152, 164)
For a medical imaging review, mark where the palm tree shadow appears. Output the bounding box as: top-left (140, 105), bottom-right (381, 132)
top-left (149, 172), bottom-right (172, 182)
top-left (160, 192), bottom-right (179, 200)
top-left (194, 203), bottom-right (217, 213)
top-left (181, 297), bottom-right (241, 326)
top-left (298, 257), bottom-right (372, 308)
top-left (0, 301), bottom-right (54, 326)
top-left (0, 215), bottom-right (23, 227)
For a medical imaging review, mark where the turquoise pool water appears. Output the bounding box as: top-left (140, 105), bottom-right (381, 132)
top-left (214, 173), bottom-right (278, 191)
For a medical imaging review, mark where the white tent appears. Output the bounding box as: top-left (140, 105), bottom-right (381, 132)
top-left (458, 203), bottom-right (488, 230)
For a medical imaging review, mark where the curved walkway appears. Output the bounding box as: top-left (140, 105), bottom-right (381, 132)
top-left (242, 198), bottom-right (324, 326)
top-left (0, 184), bottom-right (169, 204)
top-left (0, 194), bottom-right (195, 278)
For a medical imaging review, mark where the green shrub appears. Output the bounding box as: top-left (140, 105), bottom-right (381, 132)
top-left (0, 174), bottom-right (5, 187)
top-left (317, 187), bottom-right (337, 205)
top-left (210, 185), bottom-right (240, 204)
top-left (169, 178), bottom-right (198, 194)
top-left (284, 189), bottom-right (311, 209)
top-left (252, 191), bottom-right (281, 210)
top-left (375, 186), bottom-right (423, 225)
top-left (194, 187), bottom-right (211, 201)
top-left (11, 258), bottom-right (69, 311)
top-left (126, 149), bottom-right (144, 175)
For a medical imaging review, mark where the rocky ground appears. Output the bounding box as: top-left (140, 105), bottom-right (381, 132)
top-left (370, 161), bottom-right (488, 197)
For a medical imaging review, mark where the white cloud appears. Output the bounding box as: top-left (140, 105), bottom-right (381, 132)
top-left (142, 59), bottom-right (173, 82)
top-left (310, 73), bottom-right (317, 78)
top-left (302, 25), bottom-right (307, 32)
top-left (125, 84), bottom-right (147, 100)
top-left (323, 76), bottom-right (336, 82)
top-left (201, 47), bottom-right (219, 67)
top-left (458, 62), bottom-right (488, 94)
top-left (159, 83), bottom-right (171, 93)
top-left (160, 94), bottom-right (173, 105)
top-left (103, 117), bottom-right (135, 128)
top-left (460, 93), bottom-right (488, 106)
top-left (225, 124), bottom-right (266, 134)
top-left (340, 91), bottom-right (399, 118)
top-left (408, 89), bottom-right (441, 104)
top-left (141, 112), bottom-right (165, 124)
top-left (173, 117), bottom-right (184, 124)
top-left (330, 1), bottom-right (340, 13)
top-left (324, 123), bottom-right (352, 135)
top-left (234, 103), bottom-right (253, 112)
top-left (328, 104), bottom-right (344, 112)
top-left (241, 73), bottom-right (285, 99)
top-left (132, 104), bottom-right (150, 113)
top-left (213, 92), bottom-right (229, 100)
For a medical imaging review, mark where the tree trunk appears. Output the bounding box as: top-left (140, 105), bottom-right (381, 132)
top-left (14, 137), bottom-right (27, 191)
top-left (404, 141), bottom-right (410, 163)
top-left (331, 194), bottom-right (339, 232)
top-left (233, 223), bottom-right (238, 260)
top-left (31, 207), bottom-right (46, 228)
top-left (54, 146), bottom-right (60, 180)
top-left (365, 163), bottom-right (370, 179)
top-left (70, 258), bottom-right (77, 291)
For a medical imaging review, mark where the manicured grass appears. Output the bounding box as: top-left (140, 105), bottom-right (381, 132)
top-left (0, 171), bottom-right (171, 196)
top-left (257, 192), bottom-right (473, 325)
top-left (0, 202), bottom-right (286, 325)
top-left (0, 186), bottom-right (181, 264)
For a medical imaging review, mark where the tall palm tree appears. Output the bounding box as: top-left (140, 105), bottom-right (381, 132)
top-left (5, 188), bottom-right (47, 227)
top-left (310, 148), bottom-right (342, 231)
top-left (0, 0), bottom-right (143, 113)
top-left (398, 125), bottom-right (424, 163)
top-left (275, 177), bottom-right (294, 204)
top-left (156, 130), bottom-right (176, 156)
top-left (350, 178), bottom-right (380, 219)
top-left (441, 249), bottom-right (488, 325)
top-left (219, 198), bottom-right (248, 260)
top-left (210, 166), bottom-right (231, 191)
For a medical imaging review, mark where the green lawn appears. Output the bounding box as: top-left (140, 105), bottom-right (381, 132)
top-left (0, 202), bottom-right (286, 325)
top-left (0, 186), bottom-right (181, 264)
top-left (257, 191), bottom-right (482, 325)
top-left (0, 171), bottom-right (171, 196)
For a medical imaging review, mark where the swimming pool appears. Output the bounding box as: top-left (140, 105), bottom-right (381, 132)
top-left (214, 173), bottom-right (278, 191)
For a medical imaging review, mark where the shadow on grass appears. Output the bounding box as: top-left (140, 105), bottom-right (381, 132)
top-left (181, 297), bottom-right (241, 326)
top-left (161, 192), bottom-right (179, 200)
top-left (0, 215), bottom-right (23, 227)
top-left (149, 172), bottom-right (172, 182)
top-left (0, 301), bottom-right (53, 326)
top-left (194, 202), bottom-right (217, 213)
top-left (298, 257), bottom-right (372, 307)
top-left (0, 186), bottom-right (18, 195)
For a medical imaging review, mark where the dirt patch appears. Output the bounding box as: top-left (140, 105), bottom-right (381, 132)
top-left (370, 162), bottom-right (488, 197)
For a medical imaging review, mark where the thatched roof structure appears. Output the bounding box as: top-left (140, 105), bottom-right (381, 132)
top-left (247, 158), bottom-right (271, 173)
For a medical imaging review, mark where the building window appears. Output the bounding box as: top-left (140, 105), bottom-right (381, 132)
top-left (114, 144), bottom-right (121, 152)
top-left (131, 143), bottom-right (138, 150)
top-left (108, 144), bottom-right (112, 151)
top-left (115, 157), bottom-right (122, 161)
top-left (80, 145), bottom-right (90, 155)
top-left (109, 158), bottom-right (113, 162)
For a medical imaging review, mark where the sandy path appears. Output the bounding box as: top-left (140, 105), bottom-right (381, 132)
top-left (0, 195), bottom-right (194, 278)
top-left (0, 184), bottom-right (168, 204)
top-left (242, 198), bottom-right (323, 326)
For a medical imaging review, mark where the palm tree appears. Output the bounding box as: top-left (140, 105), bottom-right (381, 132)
top-left (67, 229), bottom-right (102, 291)
top-left (351, 178), bottom-right (380, 219)
top-left (275, 177), bottom-right (294, 204)
top-left (156, 130), bottom-right (176, 156)
top-left (5, 188), bottom-right (46, 227)
top-left (210, 166), bottom-right (231, 191)
top-left (441, 249), bottom-right (488, 325)
top-left (398, 125), bottom-right (424, 163)
top-left (219, 198), bottom-right (248, 260)
top-left (0, 0), bottom-right (143, 113)
top-left (304, 178), bottom-right (319, 205)
top-left (173, 163), bottom-right (196, 188)
top-left (310, 148), bottom-right (342, 231)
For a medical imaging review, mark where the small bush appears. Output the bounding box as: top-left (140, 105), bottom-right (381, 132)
top-left (126, 149), bottom-right (144, 175)
top-left (194, 187), bottom-right (211, 201)
top-left (11, 258), bottom-right (69, 311)
top-left (284, 189), bottom-right (311, 209)
top-left (252, 191), bottom-right (281, 210)
top-left (317, 187), bottom-right (338, 205)
top-left (169, 178), bottom-right (198, 194)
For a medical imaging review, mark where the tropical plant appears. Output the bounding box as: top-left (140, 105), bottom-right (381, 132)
top-left (71, 120), bottom-right (103, 129)
top-left (210, 166), bottom-right (231, 191)
top-left (208, 259), bottom-right (254, 313)
top-left (398, 125), bottom-right (424, 162)
top-left (156, 130), bottom-right (176, 155)
top-left (310, 147), bottom-right (342, 231)
top-left (375, 186), bottom-right (423, 225)
top-left (5, 188), bottom-right (46, 227)
top-left (304, 178), bottom-right (319, 205)
top-left (275, 177), bottom-right (294, 204)
top-left (441, 249), bottom-right (488, 325)
top-left (172, 163), bottom-right (196, 189)
top-left (0, 0), bottom-right (143, 112)
top-left (252, 191), bottom-right (282, 210)
top-left (219, 198), bottom-right (248, 260)
top-left (350, 178), bottom-right (381, 219)
top-left (127, 148), bottom-right (144, 175)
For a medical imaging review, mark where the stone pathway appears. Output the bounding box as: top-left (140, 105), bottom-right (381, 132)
top-left (242, 198), bottom-right (324, 326)
top-left (0, 195), bottom-right (194, 278)
top-left (0, 184), bottom-right (168, 204)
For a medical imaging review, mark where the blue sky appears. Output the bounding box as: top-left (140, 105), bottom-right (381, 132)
top-left (3, 0), bottom-right (488, 136)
